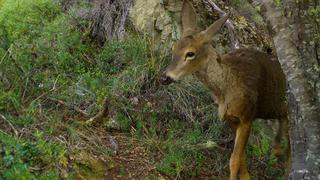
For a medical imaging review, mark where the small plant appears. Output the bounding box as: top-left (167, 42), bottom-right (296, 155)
top-left (0, 132), bottom-right (66, 179)
top-left (230, 0), bottom-right (241, 7)
top-left (274, 0), bottom-right (282, 7)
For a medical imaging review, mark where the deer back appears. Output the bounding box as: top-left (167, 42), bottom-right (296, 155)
top-left (204, 49), bottom-right (287, 120)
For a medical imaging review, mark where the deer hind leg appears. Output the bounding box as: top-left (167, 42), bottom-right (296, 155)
top-left (229, 121), bottom-right (251, 180)
top-left (273, 115), bottom-right (291, 177)
top-left (272, 115), bottom-right (289, 158)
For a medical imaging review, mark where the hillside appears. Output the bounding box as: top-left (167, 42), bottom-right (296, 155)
top-left (0, 0), bottom-right (288, 179)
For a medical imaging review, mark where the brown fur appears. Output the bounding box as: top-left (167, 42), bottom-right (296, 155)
top-left (196, 48), bottom-right (287, 121)
top-left (160, 1), bottom-right (288, 179)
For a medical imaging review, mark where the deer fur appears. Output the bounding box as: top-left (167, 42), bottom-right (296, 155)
top-left (159, 1), bottom-right (289, 179)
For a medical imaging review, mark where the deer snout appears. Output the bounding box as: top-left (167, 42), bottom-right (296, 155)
top-left (159, 75), bottom-right (174, 85)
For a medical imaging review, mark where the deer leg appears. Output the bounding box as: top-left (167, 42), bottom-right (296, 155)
top-left (273, 115), bottom-right (289, 158)
top-left (272, 117), bottom-right (285, 156)
top-left (229, 121), bottom-right (251, 180)
top-left (229, 124), bottom-right (249, 178)
top-left (239, 152), bottom-right (250, 180)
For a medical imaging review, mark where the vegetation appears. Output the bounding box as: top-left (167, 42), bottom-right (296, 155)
top-left (0, 0), bottom-right (286, 179)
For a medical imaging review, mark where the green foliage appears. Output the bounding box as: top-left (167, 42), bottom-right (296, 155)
top-left (116, 111), bottom-right (131, 131)
top-left (0, 90), bottom-right (21, 112)
top-left (0, 132), bottom-right (66, 179)
top-left (230, 0), bottom-right (241, 7)
top-left (273, 0), bottom-right (282, 7)
top-left (249, 127), bottom-right (270, 158)
top-left (0, 0), bottom-right (287, 179)
top-left (246, 121), bottom-right (285, 179)
top-left (157, 148), bottom-right (186, 177)
top-left (0, 0), bottom-right (93, 114)
top-left (96, 36), bottom-right (147, 74)
top-left (155, 121), bottom-right (206, 178)
top-left (0, 0), bottom-right (60, 48)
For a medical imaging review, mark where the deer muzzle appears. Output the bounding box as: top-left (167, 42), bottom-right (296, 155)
top-left (159, 75), bottom-right (175, 85)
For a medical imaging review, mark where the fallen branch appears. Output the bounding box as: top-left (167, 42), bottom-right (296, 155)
top-left (183, 140), bottom-right (225, 151)
top-left (0, 113), bottom-right (19, 136)
top-left (47, 97), bottom-right (89, 117)
top-left (0, 129), bottom-right (10, 136)
top-left (32, 76), bottom-right (59, 102)
top-left (205, 0), bottom-right (240, 49)
top-left (86, 97), bottom-right (109, 123)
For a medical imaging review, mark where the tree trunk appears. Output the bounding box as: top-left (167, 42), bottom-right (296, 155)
top-left (89, 0), bottom-right (133, 46)
top-left (257, 0), bottom-right (320, 179)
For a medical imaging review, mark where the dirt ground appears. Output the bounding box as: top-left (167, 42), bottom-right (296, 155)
top-left (66, 125), bottom-right (165, 180)
top-left (64, 119), bottom-right (286, 180)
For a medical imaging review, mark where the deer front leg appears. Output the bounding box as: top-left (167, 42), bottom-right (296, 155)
top-left (239, 152), bottom-right (250, 180)
top-left (229, 121), bottom-right (251, 180)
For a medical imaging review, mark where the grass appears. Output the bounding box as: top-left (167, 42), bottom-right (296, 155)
top-left (0, 132), bottom-right (65, 179)
top-left (0, 0), bottom-right (286, 179)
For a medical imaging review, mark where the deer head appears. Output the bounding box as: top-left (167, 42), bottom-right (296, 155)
top-left (160, 0), bottom-right (229, 85)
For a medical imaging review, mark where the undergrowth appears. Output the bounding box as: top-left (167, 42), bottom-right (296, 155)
top-left (0, 0), bottom-right (285, 179)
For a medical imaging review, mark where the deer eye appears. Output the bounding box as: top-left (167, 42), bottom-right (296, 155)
top-left (185, 52), bottom-right (195, 60)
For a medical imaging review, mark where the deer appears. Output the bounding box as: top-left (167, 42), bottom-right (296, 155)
top-left (159, 0), bottom-right (289, 179)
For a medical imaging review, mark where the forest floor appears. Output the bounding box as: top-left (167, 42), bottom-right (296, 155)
top-left (56, 124), bottom-right (223, 180)
top-left (50, 120), bottom-right (287, 180)
top-left (67, 129), bottom-right (161, 180)
top-left (41, 115), bottom-right (286, 180)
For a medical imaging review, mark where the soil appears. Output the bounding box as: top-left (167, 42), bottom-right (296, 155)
top-left (67, 126), bottom-right (166, 180)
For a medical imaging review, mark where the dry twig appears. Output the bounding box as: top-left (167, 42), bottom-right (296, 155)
top-left (183, 140), bottom-right (225, 151)
top-left (0, 47), bottom-right (10, 65)
top-left (205, 0), bottom-right (240, 49)
top-left (87, 97), bottom-right (109, 123)
top-left (33, 76), bottom-right (59, 102)
top-left (0, 113), bottom-right (19, 136)
top-left (47, 97), bottom-right (89, 117)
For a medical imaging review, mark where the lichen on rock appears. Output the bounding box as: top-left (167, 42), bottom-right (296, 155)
top-left (129, 0), bottom-right (183, 48)
top-left (129, 0), bottom-right (273, 53)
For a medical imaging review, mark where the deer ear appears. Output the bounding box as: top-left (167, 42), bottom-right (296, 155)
top-left (181, 0), bottom-right (197, 37)
top-left (199, 13), bottom-right (230, 44)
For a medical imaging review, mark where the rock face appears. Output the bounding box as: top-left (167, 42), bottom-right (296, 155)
top-left (129, 0), bottom-right (273, 53)
top-left (129, 0), bottom-right (183, 48)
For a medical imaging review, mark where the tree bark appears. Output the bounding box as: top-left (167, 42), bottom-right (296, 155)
top-left (257, 0), bottom-right (320, 179)
top-left (89, 0), bottom-right (133, 46)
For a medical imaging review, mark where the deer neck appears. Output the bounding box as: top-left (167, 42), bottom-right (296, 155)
top-left (194, 51), bottom-right (226, 104)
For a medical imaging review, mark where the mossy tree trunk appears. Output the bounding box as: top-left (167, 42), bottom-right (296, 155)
top-left (257, 0), bottom-right (320, 179)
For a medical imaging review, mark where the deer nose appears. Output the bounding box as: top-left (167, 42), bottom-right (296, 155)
top-left (159, 75), bottom-right (174, 85)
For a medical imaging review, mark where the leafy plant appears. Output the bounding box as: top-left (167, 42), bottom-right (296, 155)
top-left (0, 132), bottom-right (66, 179)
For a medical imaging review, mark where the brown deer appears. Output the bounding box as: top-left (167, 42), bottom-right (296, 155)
top-left (159, 0), bottom-right (289, 179)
